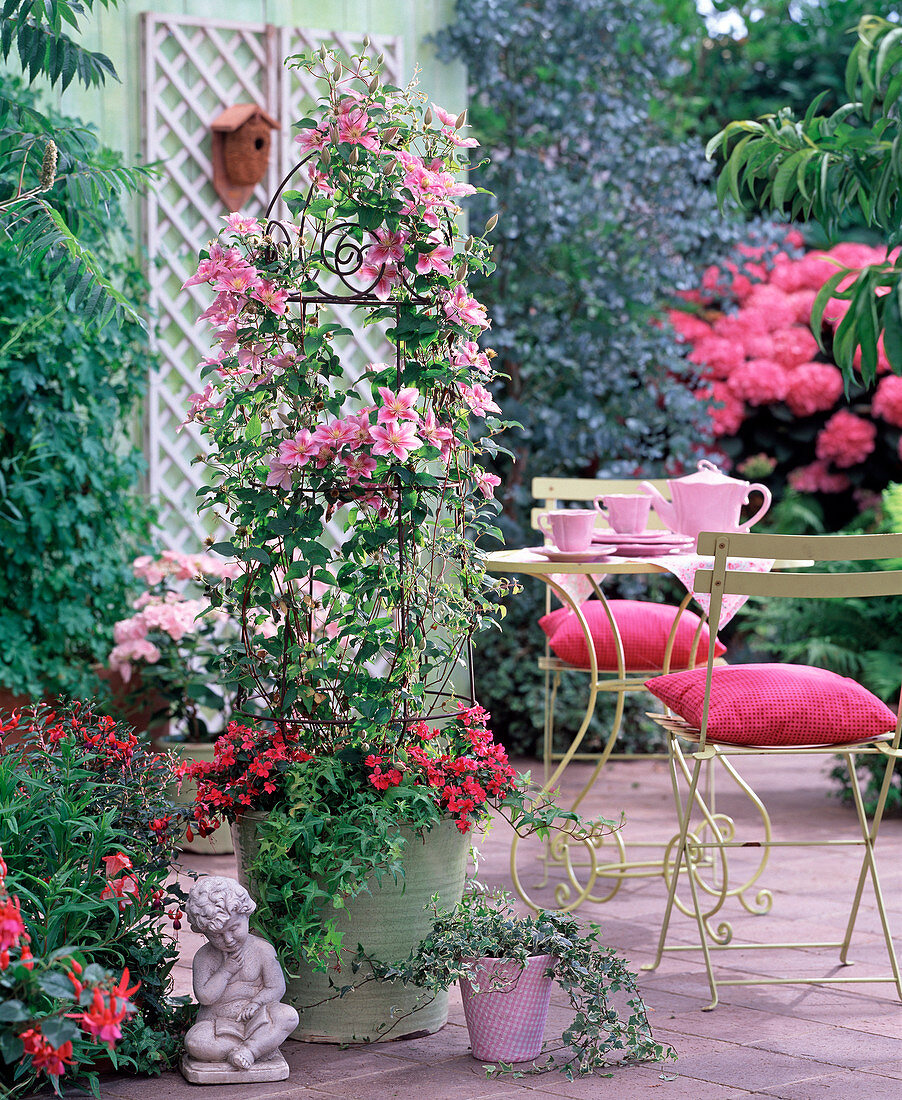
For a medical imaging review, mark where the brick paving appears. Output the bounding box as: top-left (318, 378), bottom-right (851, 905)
top-left (86, 754), bottom-right (901, 1099)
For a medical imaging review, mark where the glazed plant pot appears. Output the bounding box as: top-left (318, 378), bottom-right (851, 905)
top-left (164, 740), bottom-right (234, 855)
top-left (233, 813), bottom-right (470, 1043)
top-left (460, 953), bottom-right (556, 1062)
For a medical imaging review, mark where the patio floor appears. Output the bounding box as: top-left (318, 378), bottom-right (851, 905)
top-left (86, 752), bottom-right (901, 1099)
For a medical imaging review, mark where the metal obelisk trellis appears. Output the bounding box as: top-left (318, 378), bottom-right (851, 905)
top-left (141, 13), bottom-right (403, 550)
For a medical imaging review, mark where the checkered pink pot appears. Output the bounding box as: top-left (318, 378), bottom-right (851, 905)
top-left (460, 954), bottom-right (555, 1062)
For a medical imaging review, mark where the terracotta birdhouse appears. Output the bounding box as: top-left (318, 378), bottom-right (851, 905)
top-left (210, 104), bottom-right (280, 210)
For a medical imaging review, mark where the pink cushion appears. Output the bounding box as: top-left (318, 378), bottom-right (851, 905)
top-left (645, 663), bottom-right (898, 747)
top-left (538, 600), bottom-right (725, 672)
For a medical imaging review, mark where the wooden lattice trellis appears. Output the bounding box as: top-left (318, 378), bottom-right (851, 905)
top-left (141, 13), bottom-right (403, 549)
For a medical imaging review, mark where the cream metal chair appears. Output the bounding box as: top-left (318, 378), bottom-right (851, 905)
top-left (532, 476), bottom-right (695, 780)
top-left (644, 531), bottom-right (902, 1009)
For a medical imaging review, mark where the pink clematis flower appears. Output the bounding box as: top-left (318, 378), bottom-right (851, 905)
top-left (252, 281), bottom-right (290, 315)
top-left (444, 285), bottom-right (489, 330)
top-left (312, 418), bottom-right (360, 450)
top-left (182, 242), bottom-right (246, 288)
top-left (294, 125), bottom-right (329, 154)
top-left (214, 267), bottom-right (263, 296)
top-left (377, 386), bottom-right (420, 423)
top-left (370, 419), bottom-right (423, 460)
top-left (420, 409), bottom-right (453, 458)
top-left (359, 262), bottom-right (401, 301)
top-left (266, 458), bottom-right (295, 491)
top-left (222, 212), bottom-right (262, 236)
top-left (474, 471), bottom-right (500, 499)
top-left (338, 108), bottom-right (380, 151)
top-left (416, 244), bottom-right (454, 277)
top-left (279, 430), bottom-right (319, 467)
top-left (458, 382), bottom-right (501, 417)
top-left (341, 452), bottom-right (378, 482)
top-left (452, 340), bottom-right (491, 373)
top-left (365, 228), bottom-right (408, 266)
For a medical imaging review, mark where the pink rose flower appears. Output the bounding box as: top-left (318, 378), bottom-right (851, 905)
top-left (815, 410), bottom-right (877, 468)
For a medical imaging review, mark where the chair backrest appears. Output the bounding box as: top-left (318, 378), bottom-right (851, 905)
top-left (531, 476), bottom-right (671, 533)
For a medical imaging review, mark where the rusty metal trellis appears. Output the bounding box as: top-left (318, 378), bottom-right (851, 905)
top-left (141, 13), bottom-right (403, 550)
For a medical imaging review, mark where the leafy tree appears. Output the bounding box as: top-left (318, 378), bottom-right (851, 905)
top-left (0, 0), bottom-right (152, 327)
top-left (710, 15), bottom-right (902, 388)
top-left (436, 0), bottom-right (770, 752)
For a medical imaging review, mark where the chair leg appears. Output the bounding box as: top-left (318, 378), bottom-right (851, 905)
top-left (840, 751), bottom-right (902, 997)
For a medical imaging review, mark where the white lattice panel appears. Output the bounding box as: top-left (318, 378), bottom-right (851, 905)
top-left (142, 13), bottom-right (402, 550)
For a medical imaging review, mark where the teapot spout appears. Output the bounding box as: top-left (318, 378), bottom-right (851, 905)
top-left (639, 482), bottom-right (675, 530)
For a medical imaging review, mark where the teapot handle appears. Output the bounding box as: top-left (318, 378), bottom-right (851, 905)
top-left (740, 483), bottom-right (772, 532)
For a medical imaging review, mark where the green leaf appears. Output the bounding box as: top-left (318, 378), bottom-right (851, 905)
top-left (0, 1000), bottom-right (30, 1022)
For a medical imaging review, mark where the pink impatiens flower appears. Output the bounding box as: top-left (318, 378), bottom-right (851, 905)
top-left (369, 419), bottom-right (422, 460)
top-left (377, 386), bottom-right (420, 423)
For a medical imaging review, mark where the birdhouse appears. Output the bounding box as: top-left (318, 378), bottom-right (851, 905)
top-left (210, 104), bottom-right (280, 210)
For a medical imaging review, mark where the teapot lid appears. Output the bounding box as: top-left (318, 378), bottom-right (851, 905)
top-left (676, 459), bottom-right (745, 486)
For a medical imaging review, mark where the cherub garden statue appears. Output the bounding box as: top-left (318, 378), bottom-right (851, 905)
top-left (181, 876), bottom-right (299, 1083)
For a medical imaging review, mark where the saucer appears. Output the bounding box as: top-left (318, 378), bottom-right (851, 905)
top-left (533, 546), bottom-right (616, 562)
top-left (608, 540), bottom-right (693, 557)
top-left (592, 529), bottom-right (682, 544)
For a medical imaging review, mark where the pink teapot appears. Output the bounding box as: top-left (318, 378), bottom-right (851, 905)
top-left (640, 460), bottom-right (772, 540)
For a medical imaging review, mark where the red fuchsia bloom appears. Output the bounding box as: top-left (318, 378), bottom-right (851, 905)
top-left (770, 326), bottom-right (820, 370)
top-left (687, 335), bottom-right (744, 380)
top-left (80, 987), bottom-right (131, 1049)
top-left (20, 1030), bottom-right (74, 1078)
top-left (726, 359), bottom-right (789, 406)
top-left (252, 281), bottom-right (290, 315)
top-left (474, 471), bottom-right (501, 499)
top-left (444, 285), bottom-right (489, 329)
top-left (377, 386), bottom-right (420, 423)
top-left (100, 874), bottom-right (140, 909)
top-left (338, 107), bottom-right (380, 151)
top-left (279, 430), bottom-right (319, 467)
top-left (457, 382), bottom-right (501, 417)
top-left (789, 459), bottom-right (851, 494)
top-left (872, 375), bottom-right (902, 427)
top-left (102, 852), bottom-right (133, 877)
top-left (816, 409), bottom-right (877, 468)
top-left (0, 892), bottom-right (25, 951)
top-left (222, 212), bottom-right (262, 236)
top-left (365, 228), bottom-right (408, 266)
top-left (784, 363), bottom-right (844, 417)
top-left (452, 340), bottom-right (491, 373)
top-left (369, 419), bottom-right (422, 460)
top-left (416, 244), bottom-right (454, 276)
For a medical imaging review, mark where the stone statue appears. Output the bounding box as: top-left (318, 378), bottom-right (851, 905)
top-left (180, 876), bottom-right (299, 1084)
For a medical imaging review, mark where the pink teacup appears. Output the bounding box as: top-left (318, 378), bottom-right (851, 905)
top-left (593, 493), bottom-right (652, 534)
top-left (538, 510), bottom-right (596, 552)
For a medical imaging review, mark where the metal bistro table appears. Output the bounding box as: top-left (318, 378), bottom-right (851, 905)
top-left (485, 545), bottom-right (790, 914)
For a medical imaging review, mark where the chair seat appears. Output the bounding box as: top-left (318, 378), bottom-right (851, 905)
top-left (648, 710), bottom-right (895, 752)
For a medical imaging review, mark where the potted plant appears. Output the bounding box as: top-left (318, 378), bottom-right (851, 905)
top-left (383, 887), bottom-right (675, 1078)
top-left (178, 43), bottom-right (616, 1042)
top-left (105, 548), bottom-right (246, 852)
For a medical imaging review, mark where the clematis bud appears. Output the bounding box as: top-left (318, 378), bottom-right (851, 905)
top-left (349, 145), bottom-right (359, 165)
top-left (455, 110), bottom-right (467, 129)
top-left (382, 126), bottom-right (398, 144)
top-left (333, 63), bottom-right (342, 81)
top-left (376, 52), bottom-right (384, 64)
top-left (484, 213), bottom-right (498, 233)
top-left (455, 262), bottom-right (467, 281)
top-left (363, 35), bottom-right (370, 49)
top-left (320, 146), bottom-right (331, 167)
top-left (382, 161), bottom-right (394, 175)
top-left (368, 74), bottom-right (379, 93)
top-left (338, 170), bottom-right (350, 188)
top-left (424, 107), bottom-right (433, 126)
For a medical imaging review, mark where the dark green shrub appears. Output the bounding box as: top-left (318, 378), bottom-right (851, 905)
top-left (0, 77), bottom-right (155, 700)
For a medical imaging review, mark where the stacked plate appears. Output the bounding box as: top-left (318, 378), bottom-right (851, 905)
top-left (532, 544), bottom-right (616, 562)
top-left (591, 529), bottom-right (695, 556)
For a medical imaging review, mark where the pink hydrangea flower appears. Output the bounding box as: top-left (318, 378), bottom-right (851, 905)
top-left (667, 310), bottom-right (712, 343)
top-left (699, 381), bottom-right (745, 437)
top-left (788, 459), bottom-right (851, 494)
top-left (770, 327), bottom-right (820, 370)
top-left (784, 363), bottom-right (844, 417)
top-left (743, 285), bottom-right (797, 331)
top-left (787, 289), bottom-right (817, 324)
top-left (815, 410), bottom-right (877, 467)
top-left (687, 335), bottom-right (744, 380)
top-left (369, 419), bottom-right (422, 460)
top-left (871, 375), bottom-right (902, 427)
top-left (726, 359), bottom-right (789, 406)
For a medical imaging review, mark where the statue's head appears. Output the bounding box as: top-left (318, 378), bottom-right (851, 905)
top-left (185, 876), bottom-right (256, 934)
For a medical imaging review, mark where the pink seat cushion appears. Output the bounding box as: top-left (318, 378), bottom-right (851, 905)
top-left (645, 663), bottom-right (898, 747)
top-left (538, 600), bottom-right (725, 672)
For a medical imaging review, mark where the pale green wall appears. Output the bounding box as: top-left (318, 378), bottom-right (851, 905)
top-left (57, 0), bottom-right (465, 226)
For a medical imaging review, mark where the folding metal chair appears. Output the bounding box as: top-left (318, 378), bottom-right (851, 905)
top-left (643, 531), bottom-right (902, 1009)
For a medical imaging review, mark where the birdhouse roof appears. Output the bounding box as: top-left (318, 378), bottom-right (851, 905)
top-left (211, 104), bottom-right (280, 131)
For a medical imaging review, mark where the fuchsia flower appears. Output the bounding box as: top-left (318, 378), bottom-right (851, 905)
top-left (0, 893), bottom-right (24, 952)
top-left (377, 386), bottom-right (420, 423)
top-left (770, 327), bottom-right (819, 370)
top-left (369, 419), bottom-right (422, 460)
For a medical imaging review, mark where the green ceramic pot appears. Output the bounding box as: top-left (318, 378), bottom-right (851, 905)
top-left (232, 813), bottom-right (469, 1043)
